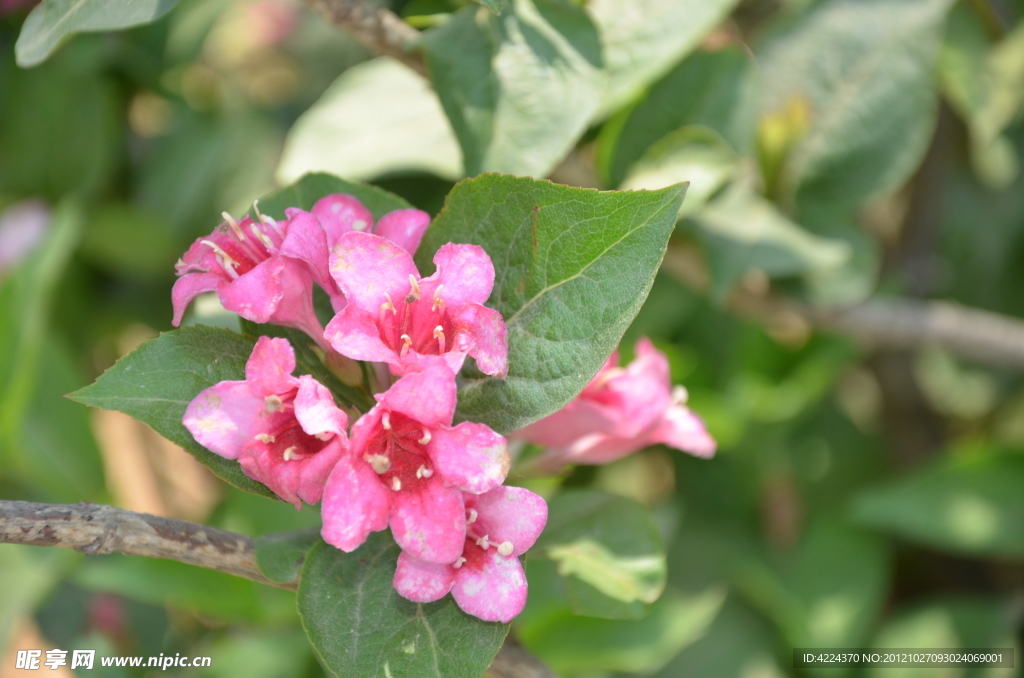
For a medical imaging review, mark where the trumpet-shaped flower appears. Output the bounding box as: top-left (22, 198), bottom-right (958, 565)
top-left (320, 361), bottom-right (510, 563)
top-left (324, 232), bottom-right (507, 376)
top-left (183, 337), bottom-right (348, 508)
top-left (515, 337), bottom-right (716, 471)
top-left (393, 486), bottom-right (548, 623)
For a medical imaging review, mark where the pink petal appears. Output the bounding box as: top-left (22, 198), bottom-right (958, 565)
top-left (218, 258), bottom-right (285, 323)
top-left (373, 209), bottom-right (431, 255)
top-left (465, 487), bottom-right (548, 556)
top-left (378, 361), bottom-right (457, 429)
top-left (182, 381), bottom-right (265, 460)
top-left (294, 375), bottom-right (348, 437)
top-left (280, 208), bottom-right (332, 290)
top-left (557, 432), bottom-right (645, 467)
top-left (239, 435), bottom-right (345, 508)
top-left (431, 243), bottom-right (495, 308)
top-left (171, 271), bottom-right (224, 326)
top-left (393, 551), bottom-right (456, 603)
top-left (648, 405), bottom-right (717, 458)
top-left (321, 453), bottom-right (392, 552)
top-left (329, 232), bottom-right (419, 312)
top-left (348, 405), bottom-right (385, 458)
top-left (389, 481), bottom-right (466, 564)
top-left (630, 337), bottom-right (672, 389)
top-left (245, 336), bottom-right (297, 397)
top-left (312, 194), bottom-right (374, 249)
top-left (513, 398), bottom-right (616, 450)
top-left (323, 304), bottom-right (398, 364)
top-left (450, 303), bottom-right (508, 377)
top-left (428, 422), bottom-right (509, 494)
top-left (451, 551), bottom-right (528, 623)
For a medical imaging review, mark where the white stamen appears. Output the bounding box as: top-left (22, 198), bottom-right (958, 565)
top-left (282, 446), bottom-right (298, 461)
top-left (452, 557), bottom-right (466, 569)
top-left (264, 395), bottom-right (284, 413)
top-left (671, 385), bottom-right (689, 405)
top-left (382, 411), bottom-right (391, 430)
top-left (407, 275), bottom-right (421, 302)
top-left (497, 541), bottom-right (514, 557)
top-left (222, 212), bottom-right (245, 240)
top-left (399, 334), bottom-right (413, 357)
top-left (364, 454), bottom-right (391, 474)
top-left (252, 200), bottom-right (267, 224)
top-left (415, 465), bottom-right (433, 479)
top-left (351, 219), bottom-right (368, 232)
top-left (380, 293), bottom-right (396, 318)
top-left (475, 535), bottom-right (490, 550)
top-left (418, 430), bottom-right (431, 445)
top-left (431, 285), bottom-right (444, 312)
top-left (254, 433), bottom-right (275, 443)
top-left (250, 223), bottom-right (276, 251)
top-left (467, 509), bottom-right (478, 524)
top-left (433, 326), bottom-right (446, 354)
top-left (391, 477), bottom-right (402, 491)
top-left (315, 432), bottom-right (332, 441)
top-left (200, 240), bottom-right (240, 270)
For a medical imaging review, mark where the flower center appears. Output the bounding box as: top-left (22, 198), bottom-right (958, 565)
top-left (258, 420), bottom-right (330, 463)
top-left (362, 411), bottom-right (434, 492)
top-left (203, 211), bottom-right (285, 279)
top-left (377, 280), bottom-right (454, 359)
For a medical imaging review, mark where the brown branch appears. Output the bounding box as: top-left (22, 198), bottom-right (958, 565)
top-left (302, 0), bottom-right (427, 77)
top-left (0, 500), bottom-right (555, 676)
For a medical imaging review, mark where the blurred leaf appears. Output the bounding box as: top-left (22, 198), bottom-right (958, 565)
top-left (0, 545), bottom-right (79, 645)
top-left (258, 171), bottom-right (413, 222)
top-left (690, 179), bottom-right (851, 299)
top-left (535, 490), bottom-right (667, 610)
top-left (277, 58), bottom-right (463, 185)
top-left (853, 452), bottom-right (1024, 558)
top-left (757, 0), bottom-right (955, 209)
top-left (205, 631), bottom-right (315, 678)
top-left (471, 0), bottom-right (507, 13)
top-left (69, 326), bottom-right (276, 498)
top-left (599, 47), bottom-right (758, 186)
top-left (16, 0), bottom-right (180, 67)
top-left (254, 527), bottom-right (321, 586)
top-left (914, 347), bottom-right (998, 419)
top-left (587, 0), bottom-right (742, 117)
top-left (416, 174), bottom-right (686, 434)
top-left (74, 555), bottom-right (266, 622)
top-left (422, 0), bottom-right (602, 178)
top-left (518, 586), bottom-right (725, 675)
top-left (621, 125), bottom-right (739, 218)
top-left (79, 204), bottom-right (179, 280)
top-left (297, 535), bottom-right (509, 678)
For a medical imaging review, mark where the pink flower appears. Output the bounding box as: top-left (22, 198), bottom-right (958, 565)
top-left (320, 360), bottom-right (510, 563)
top-left (312, 194), bottom-right (430, 255)
top-left (324, 232), bottom-right (508, 377)
top-left (183, 337), bottom-right (348, 508)
top-left (514, 337), bottom-right (716, 472)
top-left (172, 209), bottom-right (328, 346)
top-left (393, 486), bottom-right (548, 623)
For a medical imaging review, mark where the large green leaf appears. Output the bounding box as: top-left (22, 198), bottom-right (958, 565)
top-left (415, 174), bottom-right (686, 434)
top-left (587, 0), bottom-right (742, 117)
top-left (257, 172), bottom-right (413, 222)
top-left (255, 528), bottom-right (323, 586)
top-left (276, 58), bottom-right (463, 185)
top-left (853, 452), bottom-right (1024, 558)
top-left (535, 490), bottom-right (667, 616)
top-left (422, 0), bottom-right (603, 178)
top-left (757, 0), bottom-right (955, 209)
top-left (298, 535), bottom-right (509, 678)
top-left (16, 0), bottom-right (181, 67)
top-left (69, 325), bottom-right (275, 498)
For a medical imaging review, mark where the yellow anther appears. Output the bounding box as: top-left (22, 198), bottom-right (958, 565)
top-left (282, 446), bottom-right (298, 461)
top-left (671, 385), bottom-right (689, 405)
top-left (497, 541), bottom-right (514, 557)
top-left (364, 454), bottom-right (391, 474)
top-left (254, 433), bottom-right (275, 443)
top-left (475, 535), bottom-right (491, 549)
top-left (452, 557), bottom-right (466, 569)
top-left (418, 430), bottom-right (431, 445)
top-left (264, 395), bottom-right (284, 413)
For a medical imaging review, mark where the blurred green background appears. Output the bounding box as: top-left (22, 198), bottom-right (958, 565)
top-left (2, 0), bottom-right (1024, 676)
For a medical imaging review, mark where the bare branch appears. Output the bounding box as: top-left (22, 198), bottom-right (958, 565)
top-left (0, 500), bottom-right (555, 676)
top-left (303, 0), bottom-right (427, 77)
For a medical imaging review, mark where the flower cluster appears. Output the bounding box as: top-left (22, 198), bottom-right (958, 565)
top-left (180, 194), bottom-right (543, 623)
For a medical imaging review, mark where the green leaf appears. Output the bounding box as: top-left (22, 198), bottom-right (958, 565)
top-left (258, 172), bottom-right (413, 222)
top-left (853, 452), bottom-right (1024, 558)
top-left (16, 0), bottom-right (181, 67)
top-left (298, 535), bottom-right (509, 678)
top-left (415, 174), bottom-right (686, 434)
top-left (587, 0), bottom-right (742, 117)
top-left (535, 490), bottom-right (667, 610)
top-left (599, 47), bottom-right (758, 187)
top-left (757, 0), bottom-right (956, 210)
top-left (422, 0), bottom-right (603, 178)
top-left (621, 126), bottom-right (739, 218)
top-left (518, 586), bottom-right (726, 675)
top-left (472, 0), bottom-right (508, 13)
top-left (689, 179), bottom-right (851, 299)
top-left (255, 528), bottom-right (323, 586)
top-left (69, 325), bottom-right (276, 498)
top-left (0, 545), bottom-right (80, 645)
top-left (276, 58), bottom-right (463, 185)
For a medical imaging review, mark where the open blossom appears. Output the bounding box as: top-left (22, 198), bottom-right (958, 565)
top-left (183, 337), bottom-right (347, 508)
top-left (324, 232), bottom-right (508, 376)
top-left (312, 194), bottom-right (430, 255)
top-left (393, 486), bottom-right (548, 623)
top-left (515, 337), bottom-right (716, 472)
top-left (320, 361), bottom-right (510, 563)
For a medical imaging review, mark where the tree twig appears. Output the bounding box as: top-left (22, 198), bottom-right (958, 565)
top-left (0, 500), bottom-right (555, 676)
top-left (302, 0), bottom-right (428, 77)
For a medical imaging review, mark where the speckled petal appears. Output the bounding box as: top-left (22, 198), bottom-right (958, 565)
top-left (451, 551), bottom-right (528, 623)
top-left (450, 303), bottom-right (508, 377)
top-left (373, 209), bottom-right (431, 255)
top-left (428, 422), bottom-right (509, 494)
top-left (321, 453), bottom-right (392, 552)
top-left (171, 271), bottom-right (224, 326)
top-left (393, 551), bottom-right (456, 603)
top-left (378, 360), bottom-right (457, 429)
top-left (329, 232), bottom-right (418, 312)
top-left (279, 208), bottom-right (332, 289)
top-left (324, 304), bottom-right (398, 364)
top-left (312, 194), bottom-right (374, 248)
top-left (244, 336), bottom-right (297, 397)
top-left (431, 243), bottom-right (495, 308)
top-left (294, 375), bottom-right (348, 437)
top-left (465, 486), bottom-right (548, 556)
top-left (182, 381), bottom-right (265, 460)
top-left (389, 481), bottom-right (466, 564)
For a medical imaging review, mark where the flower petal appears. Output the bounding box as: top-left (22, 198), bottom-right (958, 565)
top-left (324, 304), bottom-right (398, 364)
top-left (279, 208), bottom-right (332, 289)
top-left (294, 375), bottom-right (348, 437)
top-left (312, 194), bottom-right (374, 248)
top-left (245, 336), bottom-right (297, 397)
top-left (373, 209), bottom-right (430, 255)
top-left (240, 435), bottom-right (345, 508)
top-left (182, 381), bottom-right (265, 460)
top-left (450, 303), bottom-right (508, 377)
top-left (649, 405), bottom-right (717, 458)
top-left (171, 271), bottom-right (224, 326)
top-left (451, 551), bottom-right (528, 623)
top-left (466, 486), bottom-right (548, 555)
top-left (393, 551), bottom-right (456, 603)
top-left (389, 481), bottom-right (466, 564)
top-left (431, 243), bottom-right (495, 308)
top-left (321, 453), bottom-right (392, 552)
top-left (429, 422), bottom-right (509, 494)
top-left (329, 232), bottom-right (418, 312)
top-left (378, 361), bottom-right (457, 428)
